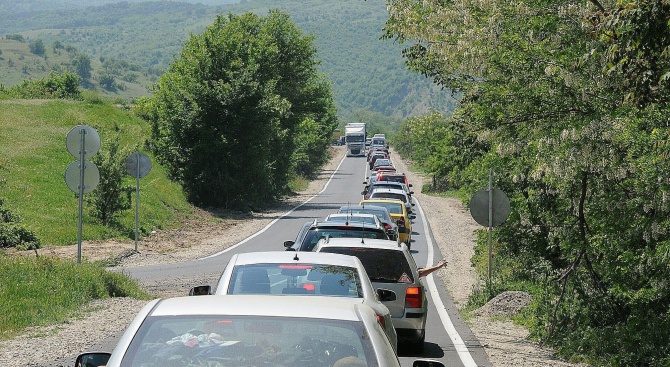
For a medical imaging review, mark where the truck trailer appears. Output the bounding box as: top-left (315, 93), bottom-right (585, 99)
top-left (344, 123), bottom-right (366, 156)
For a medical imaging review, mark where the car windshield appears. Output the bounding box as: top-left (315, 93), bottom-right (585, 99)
top-left (363, 202), bottom-right (403, 215)
top-left (320, 248), bottom-right (415, 284)
top-left (226, 264), bottom-right (363, 297)
top-left (300, 228), bottom-right (389, 251)
top-left (379, 175), bottom-right (404, 184)
top-left (120, 315), bottom-right (377, 367)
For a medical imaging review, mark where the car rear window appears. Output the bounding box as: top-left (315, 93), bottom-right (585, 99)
top-left (370, 192), bottom-right (406, 203)
top-left (227, 264), bottom-right (363, 297)
top-left (363, 202), bottom-right (403, 215)
top-left (300, 228), bottom-right (389, 251)
top-left (319, 247), bottom-right (414, 284)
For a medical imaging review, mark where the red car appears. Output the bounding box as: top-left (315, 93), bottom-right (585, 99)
top-left (377, 172), bottom-right (409, 187)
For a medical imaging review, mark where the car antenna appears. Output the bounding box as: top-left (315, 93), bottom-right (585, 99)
top-left (360, 237), bottom-right (365, 244)
top-left (293, 253), bottom-right (299, 261)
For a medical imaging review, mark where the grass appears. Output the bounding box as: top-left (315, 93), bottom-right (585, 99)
top-left (0, 256), bottom-right (151, 340)
top-left (0, 96), bottom-right (195, 246)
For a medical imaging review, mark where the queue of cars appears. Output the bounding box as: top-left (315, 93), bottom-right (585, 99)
top-left (75, 146), bottom-right (441, 367)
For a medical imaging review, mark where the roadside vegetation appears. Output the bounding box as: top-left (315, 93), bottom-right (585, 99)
top-left (387, 1), bottom-right (670, 366)
top-left (0, 256), bottom-right (150, 341)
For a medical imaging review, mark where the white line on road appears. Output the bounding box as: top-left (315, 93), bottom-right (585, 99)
top-left (416, 199), bottom-right (479, 367)
top-left (200, 153), bottom-right (348, 260)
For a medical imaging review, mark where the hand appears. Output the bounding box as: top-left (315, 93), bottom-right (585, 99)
top-left (437, 259), bottom-right (448, 268)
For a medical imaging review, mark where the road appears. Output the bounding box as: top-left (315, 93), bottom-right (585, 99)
top-left (87, 154), bottom-right (491, 367)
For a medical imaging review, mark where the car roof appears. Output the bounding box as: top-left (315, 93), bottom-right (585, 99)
top-left (229, 251), bottom-right (363, 268)
top-left (310, 220), bottom-right (384, 230)
top-left (148, 295), bottom-right (367, 321)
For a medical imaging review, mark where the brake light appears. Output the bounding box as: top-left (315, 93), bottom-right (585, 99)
top-left (405, 287), bottom-right (422, 308)
top-left (376, 315), bottom-right (386, 329)
top-left (302, 283), bottom-right (316, 292)
top-left (384, 223), bottom-right (391, 230)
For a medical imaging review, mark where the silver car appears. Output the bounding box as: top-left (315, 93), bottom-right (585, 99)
top-left (315, 237), bottom-right (428, 352)
top-left (74, 295), bottom-right (444, 367)
top-left (209, 251), bottom-right (398, 352)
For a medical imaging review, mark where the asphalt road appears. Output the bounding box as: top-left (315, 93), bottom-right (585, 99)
top-left (80, 154), bottom-right (492, 367)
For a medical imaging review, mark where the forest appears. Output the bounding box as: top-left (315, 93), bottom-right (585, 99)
top-left (387, 1), bottom-right (670, 366)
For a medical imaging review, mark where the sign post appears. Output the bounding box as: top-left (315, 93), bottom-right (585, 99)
top-left (125, 151), bottom-right (152, 252)
top-left (469, 169), bottom-right (510, 286)
top-left (65, 125), bottom-right (100, 263)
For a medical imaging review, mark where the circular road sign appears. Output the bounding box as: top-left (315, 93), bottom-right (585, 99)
top-left (469, 188), bottom-right (511, 227)
top-left (64, 160), bottom-right (100, 194)
top-left (66, 125), bottom-right (101, 159)
top-left (125, 152), bottom-right (152, 178)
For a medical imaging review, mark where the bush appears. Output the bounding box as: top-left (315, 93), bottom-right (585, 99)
top-left (8, 72), bottom-right (81, 99)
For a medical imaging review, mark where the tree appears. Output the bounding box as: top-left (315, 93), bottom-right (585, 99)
top-left (28, 39), bottom-right (45, 56)
top-left (148, 10), bottom-right (336, 209)
top-left (71, 54), bottom-right (92, 80)
top-left (382, 1), bottom-right (670, 365)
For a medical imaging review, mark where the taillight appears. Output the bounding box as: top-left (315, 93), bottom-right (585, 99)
top-left (376, 315), bottom-right (386, 329)
top-left (384, 223), bottom-right (392, 230)
top-left (405, 287), bottom-right (422, 308)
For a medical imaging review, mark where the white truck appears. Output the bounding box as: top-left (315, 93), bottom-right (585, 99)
top-left (371, 133), bottom-right (386, 148)
top-left (344, 123), bottom-right (366, 156)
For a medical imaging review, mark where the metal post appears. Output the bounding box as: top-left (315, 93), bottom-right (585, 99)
top-left (487, 168), bottom-right (493, 286)
top-left (134, 152), bottom-right (140, 252)
top-left (77, 128), bottom-right (87, 264)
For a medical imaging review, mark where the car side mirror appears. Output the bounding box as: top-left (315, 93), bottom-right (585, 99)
top-left (376, 288), bottom-right (397, 302)
top-left (410, 214), bottom-right (416, 219)
top-left (413, 360), bottom-right (445, 367)
top-left (409, 183), bottom-right (413, 187)
top-left (189, 285), bottom-right (211, 296)
top-left (74, 352), bottom-right (111, 367)
top-left (410, 191), bottom-right (415, 195)
top-left (361, 191), bottom-right (367, 195)
top-left (283, 240), bottom-right (295, 248)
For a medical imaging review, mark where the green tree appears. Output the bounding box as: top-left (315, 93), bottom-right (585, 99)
top-left (71, 54), bottom-right (92, 80)
top-left (28, 39), bottom-right (45, 56)
top-left (86, 135), bottom-right (133, 226)
top-left (383, 1), bottom-right (670, 366)
top-left (148, 10), bottom-right (336, 209)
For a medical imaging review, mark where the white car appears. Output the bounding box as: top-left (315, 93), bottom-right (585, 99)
top-left (209, 251), bottom-right (398, 352)
top-left (74, 295), bottom-right (445, 367)
top-left (315, 238), bottom-right (428, 352)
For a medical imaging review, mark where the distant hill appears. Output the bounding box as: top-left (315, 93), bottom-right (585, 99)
top-left (0, 0), bottom-right (456, 119)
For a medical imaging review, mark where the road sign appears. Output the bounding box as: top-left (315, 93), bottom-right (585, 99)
top-left (469, 188), bottom-right (510, 228)
top-left (64, 160), bottom-right (100, 194)
top-left (66, 125), bottom-right (100, 159)
top-left (125, 151), bottom-right (152, 178)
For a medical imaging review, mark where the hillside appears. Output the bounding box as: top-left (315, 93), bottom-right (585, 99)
top-left (0, 97), bottom-right (198, 247)
top-left (0, 0), bottom-right (456, 119)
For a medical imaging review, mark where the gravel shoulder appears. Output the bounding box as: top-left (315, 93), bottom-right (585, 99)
top-left (0, 146), bottom-right (587, 367)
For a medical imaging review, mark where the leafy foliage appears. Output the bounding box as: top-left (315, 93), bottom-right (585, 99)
top-left (7, 71), bottom-right (80, 99)
top-left (86, 135), bottom-right (133, 226)
top-left (147, 10), bottom-right (337, 210)
top-left (385, 0), bottom-right (670, 365)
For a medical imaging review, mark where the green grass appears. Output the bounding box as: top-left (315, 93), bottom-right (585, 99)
top-left (0, 96), bottom-right (195, 246)
top-left (0, 256), bottom-right (151, 340)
